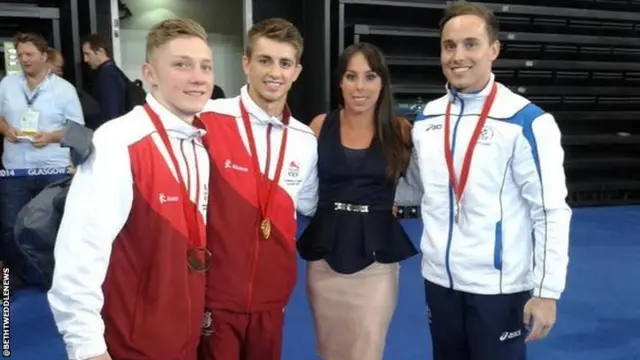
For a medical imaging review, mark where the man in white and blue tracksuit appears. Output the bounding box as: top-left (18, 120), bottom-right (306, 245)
top-left (401, 2), bottom-right (572, 359)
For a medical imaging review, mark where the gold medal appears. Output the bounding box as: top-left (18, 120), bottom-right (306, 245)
top-left (260, 218), bottom-right (271, 239)
top-left (239, 101), bottom-right (290, 244)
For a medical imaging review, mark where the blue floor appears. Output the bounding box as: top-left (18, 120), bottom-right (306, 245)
top-left (7, 206), bottom-right (640, 359)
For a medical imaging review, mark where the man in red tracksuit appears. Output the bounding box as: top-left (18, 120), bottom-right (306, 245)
top-left (198, 18), bottom-right (318, 360)
top-left (48, 18), bottom-right (214, 360)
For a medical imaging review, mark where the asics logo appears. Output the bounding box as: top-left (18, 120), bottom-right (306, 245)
top-left (499, 329), bottom-right (522, 341)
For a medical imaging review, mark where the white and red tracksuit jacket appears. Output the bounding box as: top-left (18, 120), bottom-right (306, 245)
top-left (48, 94), bottom-right (210, 360)
top-left (199, 85), bottom-right (318, 313)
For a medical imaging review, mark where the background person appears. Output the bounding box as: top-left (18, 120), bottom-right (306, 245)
top-left (0, 32), bottom-right (83, 288)
top-left (81, 33), bottom-right (128, 124)
top-left (47, 48), bottom-right (102, 130)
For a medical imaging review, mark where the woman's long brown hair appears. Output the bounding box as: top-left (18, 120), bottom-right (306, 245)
top-left (335, 42), bottom-right (412, 182)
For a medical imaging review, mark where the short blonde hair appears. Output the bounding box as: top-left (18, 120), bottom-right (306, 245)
top-left (246, 18), bottom-right (304, 63)
top-left (145, 18), bottom-right (208, 61)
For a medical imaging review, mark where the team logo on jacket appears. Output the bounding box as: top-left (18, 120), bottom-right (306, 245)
top-left (159, 193), bottom-right (179, 204)
top-left (425, 124), bottom-right (442, 132)
top-left (479, 126), bottom-right (494, 143)
top-left (288, 161), bottom-right (300, 177)
top-left (224, 159), bottom-right (249, 172)
top-left (284, 160), bottom-right (302, 186)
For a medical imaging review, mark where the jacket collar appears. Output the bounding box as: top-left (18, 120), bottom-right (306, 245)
top-left (240, 85), bottom-right (288, 127)
top-left (21, 70), bottom-right (53, 92)
top-left (145, 93), bottom-right (206, 139)
top-left (446, 73), bottom-right (496, 103)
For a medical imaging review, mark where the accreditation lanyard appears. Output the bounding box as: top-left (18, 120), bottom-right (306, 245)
top-left (23, 75), bottom-right (47, 107)
top-left (23, 88), bottom-right (41, 107)
top-left (444, 82), bottom-right (498, 224)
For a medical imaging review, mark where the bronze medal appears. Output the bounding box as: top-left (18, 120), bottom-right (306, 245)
top-left (187, 247), bottom-right (212, 272)
top-left (144, 104), bottom-right (208, 273)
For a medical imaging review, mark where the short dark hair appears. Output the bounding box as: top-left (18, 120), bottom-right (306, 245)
top-left (439, 1), bottom-right (500, 42)
top-left (246, 18), bottom-right (304, 63)
top-left (82, 34), bottom-right (111, 56)
top-left (13, 32), bottom-right (49, 53)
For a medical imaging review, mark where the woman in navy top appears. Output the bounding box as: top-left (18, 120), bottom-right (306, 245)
top-left (297, 42), bottom-right (417, 360)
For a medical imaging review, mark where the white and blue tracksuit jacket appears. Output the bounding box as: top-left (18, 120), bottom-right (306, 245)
top-left (399, 74), bottom-right (572, 299)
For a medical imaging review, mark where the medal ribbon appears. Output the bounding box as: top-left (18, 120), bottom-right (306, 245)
top-left (143, 104), bottom-right (203, 249)
top-left (444, 82), bottom-right (498, 216)
top-left (239, 100), bottom-right (289, 237)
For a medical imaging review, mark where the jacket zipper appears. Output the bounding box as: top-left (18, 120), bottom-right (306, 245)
top-left (445, 96), bottom-right (465, 288)
top-left (245, 126), bottom-right (273, 310)
top-left (245, 235), bottom-right (261, 310)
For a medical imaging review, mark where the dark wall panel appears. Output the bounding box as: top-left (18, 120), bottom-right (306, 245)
top-left (337, 0), bottom-right (640, 206)
top-left (300, 0), bottom-right (333, 122)
top-left (0, 3), bottom-right (62, 78)
top-left (57, 0), bottom-right (79, 85)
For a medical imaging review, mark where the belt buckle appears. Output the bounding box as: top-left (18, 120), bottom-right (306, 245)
top-left (333, 202), bottom-right (369, 213)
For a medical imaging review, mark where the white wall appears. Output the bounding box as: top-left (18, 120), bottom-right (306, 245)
top-left (116, 0), bottom-right (246, 96)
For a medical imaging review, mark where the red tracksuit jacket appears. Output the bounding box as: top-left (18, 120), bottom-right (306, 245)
top-left (48, 95), bottom-right (211, 360)
top-left (200, 88), bottom-right (318, 313)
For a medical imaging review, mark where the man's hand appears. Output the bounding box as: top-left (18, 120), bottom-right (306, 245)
top-left (87, 352), bottom-right (112, 360)
top-left (3, 127), bottom-right (19, 143)
top-left (523, 297), bottom-right (557, 343)
top-left (32, 132), bottom-right (54, 148)
top-left (392, 203), bottom-right (398, 217)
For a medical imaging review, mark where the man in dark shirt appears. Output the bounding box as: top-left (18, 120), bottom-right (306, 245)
top-left (81, 34), bottom-right (128, 124)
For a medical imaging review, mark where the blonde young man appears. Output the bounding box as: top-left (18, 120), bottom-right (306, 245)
top-left (197, 18), bottom-right (318, 360)
top-left (48, 19), bottom-right (214, 360)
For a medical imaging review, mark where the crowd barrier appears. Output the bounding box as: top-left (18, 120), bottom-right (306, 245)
top-left (0, 167), bottom-right (72, 178)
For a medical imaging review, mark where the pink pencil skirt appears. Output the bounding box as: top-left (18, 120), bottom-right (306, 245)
top-left (306, 259), bottom-right (400, 360)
